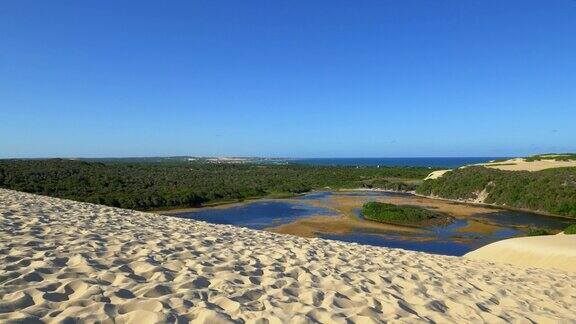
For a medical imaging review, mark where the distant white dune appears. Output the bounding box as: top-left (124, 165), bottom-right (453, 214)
top-left (478, 157), bottom-right (576, 171)
top-left (424, 169), bottom-right (451, 180)
top-left (1, 189), bottom-right (575, 322)
top-left (424, 155), bottom-right (576, 181)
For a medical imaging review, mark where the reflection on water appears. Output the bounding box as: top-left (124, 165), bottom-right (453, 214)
top-left (295, 191), bottom-right (334, 201)
top-left (171, 191), bottom-right (569, 256)
top-left (319, 232), bottom-right (472, 256)
top-left (296, 190), bottom-right (412, 201)
top-left (329, 218), bottom-right (525, 256)
top-left (473, 211), bottom-right (571, 230)
top-left (331, 191), bottom-right (413, 198)
top-left (347, 209), bottom-right (524, 255)
top-left (172, 201), bottom-right (336, 229)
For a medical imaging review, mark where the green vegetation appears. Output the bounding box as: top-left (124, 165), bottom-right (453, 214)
top-left (564, 224), bottom-right (576, 235)
top-left (0, 159), bottom-right (431, 211)
top-left (525, 153), bottom-right (576, 162)
top-left (526, 227), bottom-right (553, 236)
top-left (360, 178), bottom-right (420, 191)
top-left (417, 166), bottom-right (576, 218)
top-left (361, 201), bottom-right (444, 225)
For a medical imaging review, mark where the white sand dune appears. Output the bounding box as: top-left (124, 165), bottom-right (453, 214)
top-left (424, 156), bottom-right (576, 181)
top-left (1, 189), bottom-right (575, 323)
top-left (423, 169), bottom-right (450, 180)
top-left (480, 157), bottom-right (576, 171)
top-left (465, 233), bottom-right (576, 273)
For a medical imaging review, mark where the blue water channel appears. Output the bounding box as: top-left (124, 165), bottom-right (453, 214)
top-left (172, 200), bottom-right (336, 230)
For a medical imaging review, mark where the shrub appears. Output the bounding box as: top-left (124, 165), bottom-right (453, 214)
top-left (564, 224), bottom-right (576, 235)
top-left (526, 227), bottom-right (553, 236)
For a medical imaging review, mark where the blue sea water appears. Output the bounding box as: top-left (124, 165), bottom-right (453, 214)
top-left (292, 157), bottom-right (505, 168)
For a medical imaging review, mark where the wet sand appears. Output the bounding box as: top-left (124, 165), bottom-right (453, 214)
top-left (267, 214), bottom-right (424, 238)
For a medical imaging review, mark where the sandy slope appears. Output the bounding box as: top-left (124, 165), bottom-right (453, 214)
top-left (479, 158), bottom-right (576, 171)
top-left (424, 157), bottom-right (576, 181)
top-left (423, 170), bottom-right (450, 180)
top-left (465, 233), bottom-right (576, 272)
top-left (1, 189), bottom-right (575, 323)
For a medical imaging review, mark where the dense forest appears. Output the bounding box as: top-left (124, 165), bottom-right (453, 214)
top-left (0, 159), bottom-right (431, 210)
top-left (416, 166), bottom-right (576, 218)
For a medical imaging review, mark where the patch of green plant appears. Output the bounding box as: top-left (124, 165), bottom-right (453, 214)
top-left (526, 227), bottom-right (553, 236)
top-left (564, 224), bottom-right (576, 235)
top-left (525, 153), bottom-right (576, 162)
top-left (361, 201), bottom-right (440, 225)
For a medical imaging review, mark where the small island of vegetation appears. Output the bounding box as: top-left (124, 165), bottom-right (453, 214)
top-left (361, 201), bottom-right (451, 226)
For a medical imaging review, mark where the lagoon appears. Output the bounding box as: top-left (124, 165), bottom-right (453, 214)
top-left (170, 191), bottom-right (571, 256)
top-left (172, 200), bottom-right (337, 230)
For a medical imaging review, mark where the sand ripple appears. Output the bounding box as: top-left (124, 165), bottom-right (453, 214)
top-left (1, 189), bottom-right (575, 323)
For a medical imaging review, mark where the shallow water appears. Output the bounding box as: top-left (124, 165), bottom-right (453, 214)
top-left (473, 210), bottom-right (571, 230)
top-left (319, 232), bottom-right (473, 256)
top-left (171, 191), bottom-right (569, 256)
top-left (344, 220), bottom-right (525, 256)
top-left (349, 209), bottom-right (524, 256)
top-left (172, 200), bottom-right (336, 230)
top-left (294, 191), bottom-right (335, 201)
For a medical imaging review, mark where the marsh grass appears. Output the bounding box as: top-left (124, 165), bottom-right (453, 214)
top-left (526, 227), bottom-right (553, 236)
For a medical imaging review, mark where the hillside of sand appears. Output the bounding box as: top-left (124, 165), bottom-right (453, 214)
top-left (1, 189), bottom-right (575, 322)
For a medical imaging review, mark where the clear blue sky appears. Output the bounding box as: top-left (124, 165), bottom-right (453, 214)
top-left (1, 1), bottom-right (575, 158)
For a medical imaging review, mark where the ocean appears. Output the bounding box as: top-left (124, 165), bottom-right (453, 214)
top-left (292, 157), bottom-right (505, 168)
